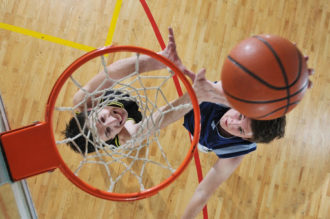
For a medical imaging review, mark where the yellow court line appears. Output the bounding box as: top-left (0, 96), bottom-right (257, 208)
top-left (104, 0), bottom-right (122, 46)
top-left (0, 22), bottom-right (96, 52)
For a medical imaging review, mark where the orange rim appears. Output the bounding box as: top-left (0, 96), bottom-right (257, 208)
top-left (46, 45), bottom-right (201, 201)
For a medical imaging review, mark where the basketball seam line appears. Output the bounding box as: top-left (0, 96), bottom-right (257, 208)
top-left (289, 49), bottom-right (303, 88)
top-left (227, 56), bottom-right (284, 90)
top-left (253, 36), bottom-right (290, 114)
top-left (227, 53), bottom-right (302, 90)
top-left (256, 100), bottom-right (300, 119)
top-left (223, 80), bottom-right (308, 104)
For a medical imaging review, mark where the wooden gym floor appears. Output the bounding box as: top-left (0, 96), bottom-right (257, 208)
top-left (0, 0), bottom-right (329, 218)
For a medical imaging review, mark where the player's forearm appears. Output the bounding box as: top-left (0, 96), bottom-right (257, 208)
top-left (181, 176), bottom-right (227, 219)
top-left (181, 188), bottom-right (210, 219)
top-left (105, 54), bottom-right (165, 80)
top-left (158, 93), bottom-right (192, 129)
top-left (73, 54), bottom-right (165, 109)
top-left (138, 93), bottom-right (192, 137)
top-left (182, 157), bottom-right (244, 218)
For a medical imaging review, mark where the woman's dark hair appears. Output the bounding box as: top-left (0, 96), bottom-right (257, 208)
top-left (64, 90), bottom-right (142, 153)
top-left (64, 112), bottom-right (95, 153)
top-left (250, 116), bottom-right (286, 143)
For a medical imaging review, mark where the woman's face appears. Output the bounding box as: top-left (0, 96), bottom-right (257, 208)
top-left (89, 106), bottom-right (128, 141)
top-left (219, 108), bottom-right (253, 139)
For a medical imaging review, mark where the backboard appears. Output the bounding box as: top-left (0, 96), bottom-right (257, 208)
top-left (0, 93), bottom-right (38, 219)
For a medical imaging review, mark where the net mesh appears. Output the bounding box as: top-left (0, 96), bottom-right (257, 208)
top-left (54, 51), bottom-right (193, 193)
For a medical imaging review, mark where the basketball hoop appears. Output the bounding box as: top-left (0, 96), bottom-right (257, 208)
top-left (0, 45), bottom-right (200, 201)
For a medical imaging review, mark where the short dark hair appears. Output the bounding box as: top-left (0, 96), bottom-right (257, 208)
top-left (64, 90), bottom-right (142, 154)
top-left (250, 116), bottom-right (286, 143)
top-left (64, 112), bottom-right (96, 153)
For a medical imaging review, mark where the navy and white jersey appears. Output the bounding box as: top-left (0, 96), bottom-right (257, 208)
top-left (183, 102), bottom-right (257, 159)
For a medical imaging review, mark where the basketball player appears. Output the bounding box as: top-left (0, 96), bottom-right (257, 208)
top-left (181, 98), bottom-right (285, 218)
top-left (180, 52), bottom-right (314, 219)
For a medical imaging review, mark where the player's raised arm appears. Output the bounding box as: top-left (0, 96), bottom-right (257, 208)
top-left (73, 27), bottom-right (183, 111)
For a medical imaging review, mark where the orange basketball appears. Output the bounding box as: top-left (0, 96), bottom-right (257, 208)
top-left (221, 35), bottom-right (309, 120)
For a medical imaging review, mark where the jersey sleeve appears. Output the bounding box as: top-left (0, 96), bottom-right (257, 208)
top-left (183, 109), bottom-right (195, 135)
top-left (212, 142), bottom-right (257, 158)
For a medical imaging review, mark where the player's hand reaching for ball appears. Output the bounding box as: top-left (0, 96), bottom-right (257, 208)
top-left (159, 27), bottom-right (189, 73)
top-left (186, 68), bottom-right (230, 106)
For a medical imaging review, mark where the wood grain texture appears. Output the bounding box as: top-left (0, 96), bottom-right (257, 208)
top-left (0, 0), bottom-right (329, 218)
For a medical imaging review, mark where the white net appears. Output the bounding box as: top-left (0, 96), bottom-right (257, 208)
top-left (54, 50), bottom-right (194, 194)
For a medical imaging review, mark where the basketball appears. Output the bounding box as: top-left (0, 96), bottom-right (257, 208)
top-left (221, 35), bottom-right (309, 120)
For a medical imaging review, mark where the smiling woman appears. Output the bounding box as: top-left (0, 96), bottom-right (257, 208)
top-left (65, 89), bottom-right (143, 153)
